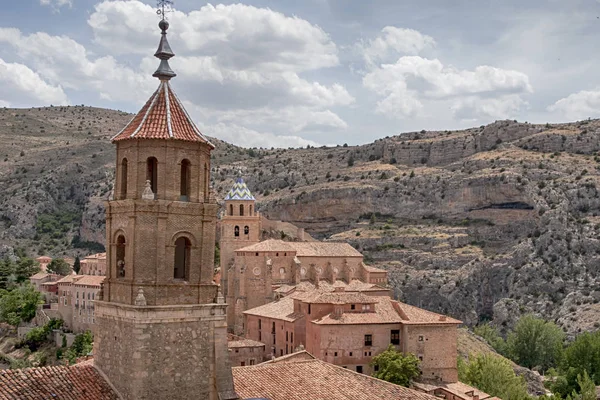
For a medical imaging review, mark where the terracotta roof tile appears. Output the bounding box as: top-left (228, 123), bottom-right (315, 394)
top-left (395, 301), bottom-right (462, 325)
top-left (0, 363), bottom-right (119, 400)
top-left (243, 296), bottom-right (297, 321)
top-left (29, 272), bottom-right (49, 280)
top-left (72, 275), bottom-right (105, 287)
top-left (112, 81), bottom-right (213, 146)
top-left (237, 239), bottom-right (362, 257)
top-left (232, 358), bottom-right (439, 400)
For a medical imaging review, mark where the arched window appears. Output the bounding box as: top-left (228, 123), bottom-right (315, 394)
top-left (120, 158), bottom-right (128, 199)
top-left (239, 204), bottom-right (244, 216)
top-left (146, 157), bottom-right (158, 195)
top-left (180, 159), bottom-right (191, 200)
top-left (244, 226), bottom-right (249, 235)
top-left (174, 237), bottom-right (191, 280)
top-left (234, 226), bottom-right (240, 237)
top-left (204, 163), bottom-right (209, 200)
top-left (116, 235), bottom-right (126, 278)
top-left (229, 204), bottom-right (233, 216)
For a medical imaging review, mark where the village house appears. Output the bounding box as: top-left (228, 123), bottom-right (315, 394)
top-left (35, 256), bottom-right (52, 272)
top-left (80, 252), bottom-right (107, 276)
top-left (228, 334), bottom-right (266, 366)
top-left (244, 286), bottom-right (461, 383)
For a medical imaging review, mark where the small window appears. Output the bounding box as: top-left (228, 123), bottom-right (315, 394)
top-left (418, 355), bottom-right (423, 361)
top-left (180, 159), bottom-right (191, 200)
top-left (280, 349), bottom-right (283, 356)
top-left (374, 365), bottom-right (379, 372)
top-left (334, 352), bottom-right (338, 357)
top-left (286, 331), bottom-right (288, 341)
top-left (229, 204), bottom-right (233, 216)
top-left (256, 252), bottom-right (259, 257)
top-left (364, 334), bottom-right (372, 347)
top-left (244, 226), bottom-right (249, 235)
top-left (356, 366), bottom-right (363, 374)
top-left (391, 330), bottom-right (400, 345)
top-left (234, 226), bottom-right (240, 237)
top-left (116, 234), bottom-right (126, 278)
top-left (290, 332), bottom-right (293, 343)
top-left (272, 322), bottom-right (275, 333)
top-left (240, 361), bottom-right (245, 366)
top-left (349, 352), bottom-right (352, 356)
top-left (249, 205), bottom-right (253, 215)
top-left (350, 304), bottom-right (355, 310)
top-left (146, 157), bottom-right (158, 195)
top-left (240, 204), bottom-right (244, 216)
top-left (418, 335), bottom-right (424, 342)
top-left (308, 304), bottom-right (311, 314)
top-left (258, 319), bottom-right (261, 329)
top-left (258, 331), bottom-right (261, 341)
top-left (120, 158), bottom-right (128, 199)
top-left (249, 359), bottom-right (255, 365)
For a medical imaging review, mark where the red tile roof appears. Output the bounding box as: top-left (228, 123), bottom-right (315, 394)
top-left (72, 275), bottom-right (105, 287)
top-left (0, 363), bottom-right (119, 400)
top-left (237, 239), bottom-right (362, 257)
top-left (112, 81), bottom-right (213, 146)
top-left (232, 358), bottom-right (439, 400)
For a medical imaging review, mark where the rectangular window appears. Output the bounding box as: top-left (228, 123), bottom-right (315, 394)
top-left (308, 304), bottom-right (311, 314)
top-left (273, 334), bottom-right (276, 345)
top-left (418, 335), bottom-right (424, 342)
top-left (349, 352), bottom-right (353, 357)
top-left (241, 361), bottom-right (245, 366)
top-left (350, 304), bottom-right (355, 310)
top-left (249, 359), bottom-right (255, 365)
top-left (334, 352), bottom-right (337, 357)
top-left (364, 334), bottom-right (372, 347)
top-left (391, 330), bottom-right (400, 345)
top-left (258, 331), bottom-right (261, 341)
top-left (356, 366), bottom-right (363, 374)
top-left (290, 332), bottom-right (293, 343)
top-left (286, 331), bottom-right (288, 341)
top-left (286, 344), bottom-right (289, 354)
top-left (258, 319), bottom-right (261, 330)
top-left (272, 322), bottom-right (275, 333)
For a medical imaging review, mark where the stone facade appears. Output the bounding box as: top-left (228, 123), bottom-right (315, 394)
top-left (94, 22), bottom-right (238, 397)
top-left (244, 288), bottom-right (461, 383)
top-left (228, 334), bottom-right (265, 366)
top-left (80, 252), bottom-right (106, 276)
top-left (226, 239), bottom-right (388, 334)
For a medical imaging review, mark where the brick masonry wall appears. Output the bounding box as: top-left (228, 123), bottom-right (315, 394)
top-left (403, 324), bottom-right (458, 383)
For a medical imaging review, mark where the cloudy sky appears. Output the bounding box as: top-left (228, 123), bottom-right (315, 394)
top-left (2, 0), bottom-right (600, 147)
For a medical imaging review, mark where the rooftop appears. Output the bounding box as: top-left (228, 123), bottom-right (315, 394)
top-left (243, 296), bottom-right (297, 322)
top-left (292, 291), bottom-right (376, 305)
top-left (225, 177), bottom-right (256, 201)
top-left (72, 275), bottom-right (105, 287)
top-left (228, 338), bottom-right (265, 349)
top-left (0, 362), bottom-right (119, 400)
top-left (232, 358), bottom-right (439, 400)
top-left (237, 240), bottom-right (363, 257)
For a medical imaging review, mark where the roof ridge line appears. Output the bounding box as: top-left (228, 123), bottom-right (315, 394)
top-left (168, 85), bottom-right (215, 148)
top-left (130, 82), bottom-right (163, 139)
top-left (164, 82), bottom-right (173, 138)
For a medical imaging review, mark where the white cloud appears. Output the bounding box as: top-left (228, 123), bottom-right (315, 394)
top-left (0, 59), bottom-right (68, 107)
top-left (548, 89), bottom-right (600, 120)
top-left (363, 55), bottom-right (532, 120)
top-left (40, 0), bottom-right (72, 9)
top-left (360, 26), bottom-right (435, 67)
top-left (205, 123), bottom-right (319, 148)
top-left (452, 95), bottom-right (528, 121)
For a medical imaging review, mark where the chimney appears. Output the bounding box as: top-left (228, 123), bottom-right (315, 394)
top-left (438, 315), bottom-right (446, 322)
top-left (333, 286), bottom-right (345, 293)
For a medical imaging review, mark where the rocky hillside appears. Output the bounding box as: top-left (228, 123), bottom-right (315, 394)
top-left (1, 106), bottom-right (600, 337)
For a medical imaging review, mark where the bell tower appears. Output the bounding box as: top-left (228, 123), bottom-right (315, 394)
top-left (94, 12), bottom-right (238, 400)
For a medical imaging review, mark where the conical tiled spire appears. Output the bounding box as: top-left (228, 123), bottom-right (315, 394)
top-left (111, 19), bottom-right (213, 145)
top-left (153, 19), bottom-right (176, 80)
top-left (225, 177), bottom-right (256, 201)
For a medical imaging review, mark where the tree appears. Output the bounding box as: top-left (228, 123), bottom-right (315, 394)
top-left (64, 331), bottom-right (93, 364)
top-left (473, 323), bottom-right (507, 356)
top-left (551, 331), bottom-right (600, 397)
top-left (47, 258), bottom-right (71, 276)
top-left (14, 257), bottom-right (40, 283)
top-left (73, 256), bottom-right (81, 274)
top-left (564, 371), bottom-right (597, 400)
top-left (0, 284), bottom-right (43, 326)
top-left (506, 315), bottom-right (564, 372)
top-left (0, 257), bottom-right (15, 290)
top-left (370, 345), bottom-right (420, 387)
top-left (458, 354), bottom-right (531, 400)
top-left (347, 155), bottom-right (354, 167)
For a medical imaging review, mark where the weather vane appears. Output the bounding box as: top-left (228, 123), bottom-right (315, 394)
top-left (156, 0), bottom-right (174, 20)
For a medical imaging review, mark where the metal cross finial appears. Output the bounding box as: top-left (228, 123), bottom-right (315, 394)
top-left (156, 0), bottom-right (174, 20)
